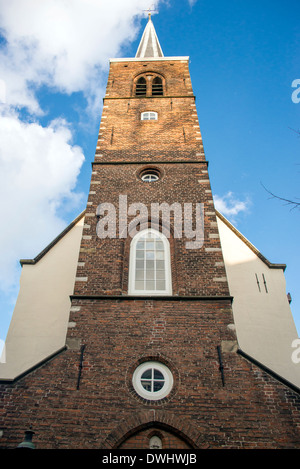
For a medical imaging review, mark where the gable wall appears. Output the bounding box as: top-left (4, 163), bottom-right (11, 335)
top-left (217, 214), bottom-right (300, 387)
top-left (0, 216), bottom-right (84, 381)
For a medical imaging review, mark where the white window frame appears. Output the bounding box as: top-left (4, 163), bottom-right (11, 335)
top-left (128, 228), bottom-right (172, 296)
top-left (149, 436), bottom-right (162, 449)
top-left (141, 111), bottom-right (158, 121)
top-left (132, 361), bottom-right (173, 401)
top-left (141, 173), bottom-right (159, 182)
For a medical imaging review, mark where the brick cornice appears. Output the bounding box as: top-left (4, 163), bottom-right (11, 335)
top-left (70, 294), bottom-right (233, 302)
top-left (103, 95), bottom-right (195, 100)
top-left (92, 160), bottom-right (209, 166)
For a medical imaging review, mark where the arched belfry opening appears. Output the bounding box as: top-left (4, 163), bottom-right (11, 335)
top-left (152, 76), bottom-right (163, 95)
top-left (133, 73), bottom-right (165, 97)
top-left (135, 76), bottom-right (147, 96)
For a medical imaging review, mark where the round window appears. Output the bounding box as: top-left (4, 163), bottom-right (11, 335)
top-left (132, 361), bottom-right (173, 400)
top-left (139, 168), bottom-right (160, 182)
top-left (141, 173), bottom-right (159, 182)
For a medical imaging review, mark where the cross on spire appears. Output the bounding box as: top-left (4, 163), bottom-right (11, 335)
top-left (143, 5), bottom-right (157, 21)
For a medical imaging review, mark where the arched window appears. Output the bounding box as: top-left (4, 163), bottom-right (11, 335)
top-left (152, 76), bottom-right (163, 96)
top-left (128, 229), bottom-right (172, 295)
top-left (134, 74), bottom-right (164, 97)
top-left (149, 435), bottom-right (163, 449)
top-left (141, 111), bottom-right (158, 121)
top-left (135, 77), bottom-right (147, 96)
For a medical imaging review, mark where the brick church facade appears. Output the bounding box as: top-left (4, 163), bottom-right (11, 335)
top-left (1, 16), bottom-right (300, 449)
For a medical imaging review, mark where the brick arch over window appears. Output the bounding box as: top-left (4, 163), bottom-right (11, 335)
top-left (133, 72), bottom-right (165, 97)
top-left (118, 426), bottom-right (192, 449)
top-left (102, 410), bottom-right (199, 449)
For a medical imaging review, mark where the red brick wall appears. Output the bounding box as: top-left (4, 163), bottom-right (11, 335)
top-left (1, 297), bottom-right (300, 449)
top-left (96, 59), bottom-right (204, 160)
top-left (74, 161), bottom-right (228, 297)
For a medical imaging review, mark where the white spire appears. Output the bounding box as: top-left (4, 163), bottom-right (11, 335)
top-left (135, 15), bottom-right (164, 58)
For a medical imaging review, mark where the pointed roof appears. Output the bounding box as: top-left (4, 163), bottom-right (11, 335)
top-left (135, 14), bottom-right (164, 59)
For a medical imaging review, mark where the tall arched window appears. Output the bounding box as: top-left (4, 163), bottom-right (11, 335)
top-left (135, 77), bottom-right (147, 96)
top-left (128, 229), bottom-right (172, 295)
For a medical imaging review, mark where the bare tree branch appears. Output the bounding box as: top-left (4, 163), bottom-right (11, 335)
top-left (260, 127), bottom-right (299, 211)
top-left (260, 182), bottom-right (300, 211)
top-left (288, 127), bottom-right (300, 137)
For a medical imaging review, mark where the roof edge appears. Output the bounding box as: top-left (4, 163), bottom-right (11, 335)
top-left (19, 208), bottom-right (286, 271)
top-left (20, 210), bottom-right (86, 266)
top-left (237, 348), bottom-right (300, 395)
top-left (0, 346), bottom-right (67, 384)
top-left (216, 210), bottom-right (286, 271)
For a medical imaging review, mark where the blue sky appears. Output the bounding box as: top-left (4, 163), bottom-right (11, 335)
top-left (0, 0), bottom-right (299, 349)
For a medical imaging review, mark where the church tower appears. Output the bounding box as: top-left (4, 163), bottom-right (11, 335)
top-left (69, 14), bottom-right (234, 447)
top-left (0, 16), bottom-right (299, 450)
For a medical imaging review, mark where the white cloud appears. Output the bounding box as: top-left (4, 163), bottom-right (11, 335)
top-left (0, 0), bottom-right (162, 315)
top-left (0, 0), bottom-right (161, 113)
top-left (214, 192), bottom-right (250, 223)
top-left (0, 108), bottom-right (85, 291)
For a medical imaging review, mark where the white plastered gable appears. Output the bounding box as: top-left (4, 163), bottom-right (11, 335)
top-left (216, 211), bottom-right (300, 389)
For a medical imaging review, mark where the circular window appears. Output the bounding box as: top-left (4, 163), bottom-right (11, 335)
top-left (141, 173), bottom-right (159, 182)
top-left (140, 168), bottom-right (160, 182)
top-left (132, 361), bottom-right (173, 400)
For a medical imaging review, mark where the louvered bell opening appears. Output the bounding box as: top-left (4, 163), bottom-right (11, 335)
top-left (136, 78), bottom-right (147, 96)
top-left (152, 77), bottom-right (163, 96)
